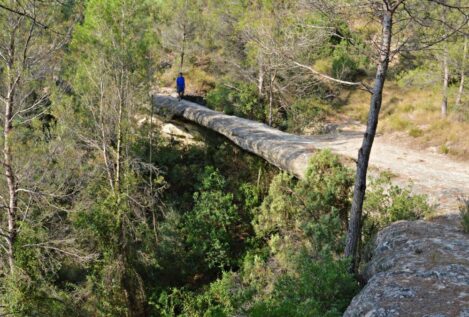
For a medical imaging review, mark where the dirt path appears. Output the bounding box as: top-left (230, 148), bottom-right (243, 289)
top-left (307, 124), bottom-right (469, 219)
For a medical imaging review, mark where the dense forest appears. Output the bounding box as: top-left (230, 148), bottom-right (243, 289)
top-left (0, 0), bottom-right (467, 316)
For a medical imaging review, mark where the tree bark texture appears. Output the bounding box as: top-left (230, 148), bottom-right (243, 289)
top-left (344, 11), bottom-right (393, 271)
top-left (441, 45), bottom-right (449, 117)
top-left (456, 36), bottom-right (467, 107)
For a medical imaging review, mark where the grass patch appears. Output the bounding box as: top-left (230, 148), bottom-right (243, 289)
top-left (439, 144), bottom-right (450, 155)
top-left (384, 114), bottom-right (413, 131)
top-left (408, 127), bottom-right (423, 138)
top-left (340, 82), bottom-right (469, 160)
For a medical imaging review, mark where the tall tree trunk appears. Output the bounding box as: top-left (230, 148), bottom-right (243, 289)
top-left (115, 100), bottom-right (123, 194)
top-left (258, 63), bottom-right (264, 97)
top-left (179, 0), bottom-right (189, 72)
top-left (456, 36), bottom-right (467, 107)
top-left (268, 71), bottom-right (276, 126)
top-left (99, 80), bottom-right (115, 192)
top-left (115, 69), bottom-right (125, 194)
top-left (4, 48), bottom-right (18, 274)
top-left (180, 24), bottom-right (186, 72)
top-left (344, 11), bottom-right (393, 272)
top-left (5, 91), bottom-right (17, 275)
top-left (441, 44), bottom-right (449, 117)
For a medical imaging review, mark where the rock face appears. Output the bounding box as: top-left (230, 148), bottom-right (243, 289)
top-left (344, 220), bottom-right (469, 317)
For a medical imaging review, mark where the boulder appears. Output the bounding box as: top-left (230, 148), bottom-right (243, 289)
top-left (344, 220), bottom-right (469, 317)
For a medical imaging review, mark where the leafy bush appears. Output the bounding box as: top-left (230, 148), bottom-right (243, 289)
top-left (439, 144), bottom-right (450, 154)
top-left (396, 65), bottom-right (440, 88)
top-left (383, 114), bottom-right (414, 131)
top-left (150, 272), bottom-right (240, 317)
top-left (331, 42), bottom-right (366, 81)
top-left (408, 127), bottom-right (424, 137)
top-left (206, 82), bottom-right (265, 121)
top-left (241, 151), bottom-right (357, 315)
top-left (206, 85), bottom-right (232, 113)
top-left (0, 224), bottom-right (74, 317)
top-left (150, 151), bottom-right (359, 316)
top-left (249, 255), bottom-right (358, 317)
top-left (364, 173), bottom-right (433, 224)
top-left (362, 173), bottom-right (434, 258)
top-left (184, 167), bottom-right (241, 270)
top-left (255, 150), bottom-right (353, 255)
top-left (287, 98), bottom-right (331, 134)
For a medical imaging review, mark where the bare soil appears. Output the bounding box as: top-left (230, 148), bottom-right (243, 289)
top-left (310, 121), bottom-right (469, 222)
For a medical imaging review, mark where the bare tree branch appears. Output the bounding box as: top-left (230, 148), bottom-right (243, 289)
top-left (292, 61), bottom-right (373, 93)
top-left (0, 3), bottom-right (49, 29)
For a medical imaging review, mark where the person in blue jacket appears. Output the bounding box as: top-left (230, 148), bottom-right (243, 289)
top-left (176, 72), bottom-right (185, 100)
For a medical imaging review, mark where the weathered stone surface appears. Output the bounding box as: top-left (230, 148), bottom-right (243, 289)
top-left (136, 112), bottom-right (204, 145)
top-left (344, 220), bottom-right (469, 317)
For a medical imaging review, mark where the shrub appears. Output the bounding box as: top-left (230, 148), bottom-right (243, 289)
top-left (439, 144), bottom-right (450, 154)
top-left (384, 114), bottom-right (413, 131)
top-left (396, 65), bottom-right (440, 88)
top-left (206, 85), bottom-right (232, 113)
top-left (287, 98), bottom-right (331, 134)
top-left (331, 42), bottom-right (366, 81)
top-left (362, 173), bottom-right (434, 258)
top-left (206, 82), bottom-right (264, 121)
top-left (364, 173), bottom-right (433, 224)
top-left (408, 127), bottom-right (424, 138)
top-left (152, 152), bottom-right (359, 317)
top-left (255, 150), bottom-right (353, 255)
top-left (459, 198), bottom-right (469, 233)
top-left (249, 255), bottom-right (359, 317)
top-left (184, 167), bottom-right (241, 269)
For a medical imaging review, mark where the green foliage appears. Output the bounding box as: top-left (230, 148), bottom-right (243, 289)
top-left (439, 144), bottom-right (450, 154)
top-left (229, 150), bottom-right (357, 316)
top-left (287, 98), bottom-right (331, 134)
top-left (6, 1), bottom-right (466, 316)
top-left (459, 198), bottom-right (469, 233)
top-left (184, 167), bottom-right (241, 269)
top-left (147, 150), bottom-right (358, 316)
top-left (396, 65), bottom-right (440, 88)
top-left (362, 173), bottom-right (434, 258)
top-left (332, 43), bottom-right (359, 81)
top-left (256, 150), bottom-right (353, 255)
top-left (249, 255), bottom-right (358, 317)
top-left (151, 273), bottom-right (237, 317)
top-left (0, 222), bottom-right (81, 317)
top-left (409, 127), bottom-right (424, 137)
top-left (364, 173), bottom-right (433, 225)
top-left (1, 271), bottom-right (74, 317)
top-left (206, 85), bottom-right (232, 112)
top-left (207, 83), bottom-right (265, 121)
top-left (331, 41), bottom-right (368, 81)
top-left (72, 170), bottom-right (159, 315)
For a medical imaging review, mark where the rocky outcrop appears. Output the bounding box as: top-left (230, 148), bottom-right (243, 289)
top-left (344, 220), bottom-right (469, 317)
top-left (136, 113), bottom-right (204, 145)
